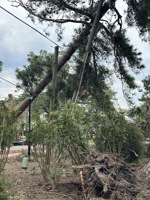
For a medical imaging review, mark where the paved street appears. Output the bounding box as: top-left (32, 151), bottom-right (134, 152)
top-left (10, 145), bottom-right (28, 151)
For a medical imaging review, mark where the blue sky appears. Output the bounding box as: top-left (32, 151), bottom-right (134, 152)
top-left (0, 1), bottom-right (149, 109)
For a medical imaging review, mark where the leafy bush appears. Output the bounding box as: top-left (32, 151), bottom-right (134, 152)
top-left (122, 123), bottom-right (145, 162)
top-left (29, 102), bottom-right (90, 186)
top-left (93, 112), bottom-right (145, 162)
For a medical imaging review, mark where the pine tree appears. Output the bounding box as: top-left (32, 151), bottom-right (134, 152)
top-left (9, 0), bottom-right (150, 116)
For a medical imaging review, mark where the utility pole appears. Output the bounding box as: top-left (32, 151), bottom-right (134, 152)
top-left (72, 0), bottom-right (104, 103)
top-left (49, 46), bottom-right (59, 117)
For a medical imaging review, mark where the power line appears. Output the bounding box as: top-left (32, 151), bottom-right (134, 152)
top-left (0, 76), bottom-right (24, 99)
top-left (0, 76), bottom-right (17, 87)
top-left (0, 5), bottom-right (64, 50)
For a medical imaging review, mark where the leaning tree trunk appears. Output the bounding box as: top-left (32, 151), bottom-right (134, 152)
top-left (13, 2), bottom-right (110, 119)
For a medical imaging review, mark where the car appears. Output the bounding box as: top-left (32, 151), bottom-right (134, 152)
top-left (13, 136), bottom-right (26, 146)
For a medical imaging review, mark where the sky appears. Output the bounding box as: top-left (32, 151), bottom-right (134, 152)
top-left (0, 0), bottom-right (149, 109)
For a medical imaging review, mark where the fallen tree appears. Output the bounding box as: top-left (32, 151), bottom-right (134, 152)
top-left (72, 152), bottom-right (150, 199)
top-left (14, 2), bottom-right (110, 118)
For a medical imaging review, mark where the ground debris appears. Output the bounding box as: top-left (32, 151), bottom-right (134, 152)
top-left (73, 152), bottom-right (150, 199)
top-left (4, 152), bottom-right (150, 200)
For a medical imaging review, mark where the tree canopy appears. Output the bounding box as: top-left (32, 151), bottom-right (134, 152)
top-left (9, 0), bottom-right (150, 115)
top-left (140, 75), bottom-right (150, 102)
top-left (10, 0), bottom-right (150, 38)
top-left (15, 50), bottom-right (115, 113)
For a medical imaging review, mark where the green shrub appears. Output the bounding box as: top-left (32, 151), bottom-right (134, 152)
top-left (122, 123), bottom-right (145, 162)
top-left (0, 175), bottom-right (11, 200)
top-left (93, 112), bottom-right (145, 162)
top-left (0, 174), bottom-right (18, 200)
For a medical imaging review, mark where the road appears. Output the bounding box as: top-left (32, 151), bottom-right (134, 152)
top-left (10, 145), bottom-right (28, 151)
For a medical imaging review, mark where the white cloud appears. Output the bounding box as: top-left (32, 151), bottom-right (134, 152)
top-left (0, 1), bottom-right (58, 99)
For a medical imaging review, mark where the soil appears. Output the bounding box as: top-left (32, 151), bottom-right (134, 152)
top-left (4, 151), bottom-right (150, 200)
top-left (4, 152), bottom-right (82, 200)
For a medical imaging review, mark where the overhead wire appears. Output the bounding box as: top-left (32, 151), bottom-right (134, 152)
top-left (0, 76), bottom-right (17, 87)
top-left (0, 5), bottom-right (66, 97)
top-left (0, 76), bottom-right (23, 99)
top-left (0, 5), bottom-right (64, 50)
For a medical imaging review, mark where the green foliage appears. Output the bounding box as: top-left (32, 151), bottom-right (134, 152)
top-left (10, 0), bottom-right (150, 169)
top-left (13, 0), bottom-right (149, 106)
top-left (0, 175), bottom-right (17, 200)
top-left (31, 102), bottom-right (89, 162)
top-left (128, 103), bottom-right (150, 139)
top-left (15, 50), bottom-right (74, 113)
top-left (16, 0), bottom-right (150, 41)
top-left (29, 102), bottom-right (89, 184)
top-left (114, 30), bottom-right (145, 74)
top-left (91, 111), bottom-right (145, 162)
top-left (122, 123), bottom-right (145, 162)
top-left (0, 174), bottom-right (19, 200)
top-left (55, 102), bottom-right (89, 163)
top-left (68, 29), bottom-right (117, 110)
top-left (112, 30), bottom-right (145, 104)
top-left (141, 75), bottom-right (150, 101)
top-left (0, 101), bottom-right (16, 171)
top-left (0, 175), bottom-right (10, 200)
top-left (15, 50), bottom-right (54, 95)
top-left (125, 0), bottom-right (150, 41)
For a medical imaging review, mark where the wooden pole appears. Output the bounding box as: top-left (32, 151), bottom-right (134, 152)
top-left (49, 46), bottom-right (59, 116)
top-left (72, 0), bottom-right (104, 103)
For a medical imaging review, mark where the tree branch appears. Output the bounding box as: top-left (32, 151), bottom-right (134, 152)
top-left (34, 17), bottom-right (90, 25)
top-left (112, 7), bottom-right (122, 30)
top-left (59, 0), bottom-right (93, 19)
